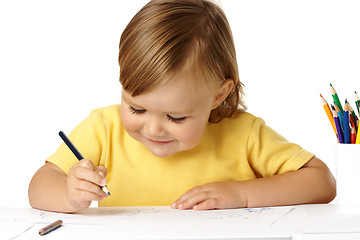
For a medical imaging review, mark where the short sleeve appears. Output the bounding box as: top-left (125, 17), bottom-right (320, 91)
top-left (46, 109), bottom-right (107, 174)
top-left (247, 118), bottom-right (314, 177)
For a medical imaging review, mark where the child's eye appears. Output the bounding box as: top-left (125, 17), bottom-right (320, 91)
top-left (167, 115), bottom-right (187, 124)
top-left (129, 106), bottom-right (146, 115)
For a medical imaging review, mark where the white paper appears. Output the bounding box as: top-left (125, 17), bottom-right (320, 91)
top-left (33, 206), bottom-right (295, 239)
top-left (0, 206), bottom-right (298, 239)
top-left (0, 208), bottom-right (45, 222)
top-left (0, 222), bottom-right (35, 239)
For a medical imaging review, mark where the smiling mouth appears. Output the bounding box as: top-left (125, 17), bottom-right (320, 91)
top-left (148, 139), bottom-right (173, 145)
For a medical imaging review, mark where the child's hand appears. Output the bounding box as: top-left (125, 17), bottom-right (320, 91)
top-left (67, 159), bottom-right (109, 211)
top-left (171, 181), bottom-right (247, 210)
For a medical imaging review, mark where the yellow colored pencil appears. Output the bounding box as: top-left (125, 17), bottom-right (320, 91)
top-left (320, 93), bottom-right (337, 135)
top-left (357, 121), bottom-right (360, 144)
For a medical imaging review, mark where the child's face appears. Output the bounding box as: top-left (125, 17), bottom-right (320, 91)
top-left (120, 76), bottom-right (216, 158)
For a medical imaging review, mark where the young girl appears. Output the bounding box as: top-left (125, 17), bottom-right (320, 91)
top-left (28, 0), bottom-right (336, 213)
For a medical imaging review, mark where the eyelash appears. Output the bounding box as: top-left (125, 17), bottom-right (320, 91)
top-left (167, 115), bottom-right (187, 124)
top-left (129, 106), bottom-right (146, 115)
top-left (129, 106), bottom-right (187, 124)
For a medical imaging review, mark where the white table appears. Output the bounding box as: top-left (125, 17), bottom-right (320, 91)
top-left (1, 204), bottom-right (360, 240)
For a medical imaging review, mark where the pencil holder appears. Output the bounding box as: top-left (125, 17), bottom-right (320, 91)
top-left (336, 143), bottom-right (360, 206)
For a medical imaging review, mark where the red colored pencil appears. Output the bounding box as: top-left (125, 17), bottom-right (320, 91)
top-left (351, 124), bottom-right (356, 144)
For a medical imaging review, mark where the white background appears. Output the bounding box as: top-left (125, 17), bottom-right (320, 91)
top-left (0, 0), bottom-right (359, 207)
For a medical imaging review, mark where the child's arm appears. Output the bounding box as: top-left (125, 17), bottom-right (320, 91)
top-left (28, 160), bottom-right (108, 213)
top-left (171, 156), bottom-right (336, 210)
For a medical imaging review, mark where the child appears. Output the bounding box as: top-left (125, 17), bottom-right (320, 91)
top-left (28, 0), bottom-right (336, 213)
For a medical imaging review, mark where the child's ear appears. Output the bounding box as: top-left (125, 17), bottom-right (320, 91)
top-left (212, 78), bottom-right (234, 109)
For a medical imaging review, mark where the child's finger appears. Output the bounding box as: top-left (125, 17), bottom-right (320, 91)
top-left (174, 190), bottom-right (211, 210)
top-left (193, 198), bottom-right (219, 210)
top-left (66, 182), bottom-right (104, 209)
top-left (78, 159), bottom-right (96, 170)
top-left (73, 163), bottom-right (107, 187)
top-left (75, 178), bottom-right (108, 198)
top-left (96, 166), bottom-right (108, 179)
top-left (76, 188), bottom-right (105, 202)
top-left (172, 185), bottom-right (204, 208)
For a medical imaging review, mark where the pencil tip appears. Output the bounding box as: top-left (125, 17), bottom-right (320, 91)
top-left (320, 93), bottom-right (323, 97)
top-left (330, 83), bottom-right (333, 87)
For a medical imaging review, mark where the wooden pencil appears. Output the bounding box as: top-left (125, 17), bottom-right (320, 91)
top-left (343, 102), bottom-right (351, 144)
top-left (330, 83), bottom-right (343, 114)
top-left (346, 100), bottom-right (358, 132)
top-left (355, 91), bottom-right (360, 115)
top-left (356, 120), bottom-right (360, 144)
top-left (351, 124), bottom-right (356, 144)
top-left (332, 108), bottom-right (344, 143)
top-left (320, 93), bottom-right (337, 135)
top-left (39, 220), bottom-right (63, 236)
top-left (59, 131), bottom-right (110, 195)
top-left (334, 103), bottom-right (344, 131)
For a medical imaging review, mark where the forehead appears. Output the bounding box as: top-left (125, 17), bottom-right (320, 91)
top-left (122, 76), bottom-right (213, 113)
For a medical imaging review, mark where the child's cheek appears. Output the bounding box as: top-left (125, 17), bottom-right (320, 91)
top-left (120, 108), bottom-right (140, 132)
top-left (175, 123), bottom-right (205, 148)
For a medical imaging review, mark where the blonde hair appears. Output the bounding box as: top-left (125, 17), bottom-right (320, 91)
top-left (119, 0), bottom-right (246, 122)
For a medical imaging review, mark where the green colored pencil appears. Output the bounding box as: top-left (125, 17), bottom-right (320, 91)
top-left (330, 83), bottom-right (343, 114)
top-left (355, 91), bottom-right (360, 115)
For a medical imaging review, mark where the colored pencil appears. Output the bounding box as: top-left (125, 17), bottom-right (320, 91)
top-left (334, 103), bottom-right (344, 132)
top-left (356, 121), bottom-right (360, 144)
top-left (330, 83), bottom-right (343, 114)
top-left (355, 91), bottom-right (360, 115)
top-left (343, 103), bottom-right (351, 143)
top-left (332, 108), bottom-right (344, 143)
top-left (320, 93), bottom-right (337, 135)
top-left (351, 124), bottom-right (356, 144)
top-left (39, 220), bottom-right (63, 236)
top-left (59, 131), bottom-right (110, 195)
top-left (346, 99), bottom-right (358, 131)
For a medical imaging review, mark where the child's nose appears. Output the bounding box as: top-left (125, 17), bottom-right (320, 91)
top-left (144, 116), bottom-right (166, 137)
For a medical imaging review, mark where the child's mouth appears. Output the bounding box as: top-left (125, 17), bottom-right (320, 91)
top-left (148, 138), bottom-right (174, 145)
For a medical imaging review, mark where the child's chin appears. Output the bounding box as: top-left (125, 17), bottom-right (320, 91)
top-left (147, 147), bottom-right (177, 158)
top-left (150, 150), bottom-right (174, 158)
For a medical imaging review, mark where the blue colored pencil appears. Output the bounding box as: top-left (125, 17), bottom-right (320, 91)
top-left (59, 131), bottom-right (110, 195)
top-left (343, 102), bottom-right (351, 144)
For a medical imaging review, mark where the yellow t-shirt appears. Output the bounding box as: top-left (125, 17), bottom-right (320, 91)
top-left (46, 104), bottom-right (314, 206)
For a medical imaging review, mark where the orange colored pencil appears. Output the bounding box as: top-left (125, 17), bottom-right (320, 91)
top-left (320, 93), bottom-right (337, 135)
